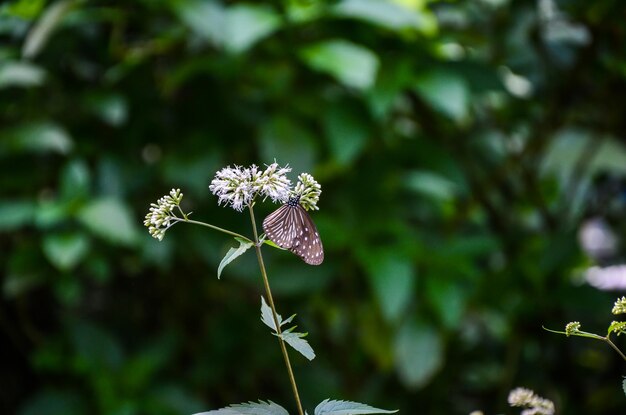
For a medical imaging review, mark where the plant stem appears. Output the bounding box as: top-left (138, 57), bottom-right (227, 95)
top-left (171, 217), bottom-right (252, 243)
top-left (248, 205), bottom-right (305, 415)
top-left (605, 336), bottom-right (626, 362)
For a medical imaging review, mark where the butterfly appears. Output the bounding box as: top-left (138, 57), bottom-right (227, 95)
top-left (262, 196), bottom-right (324, 265)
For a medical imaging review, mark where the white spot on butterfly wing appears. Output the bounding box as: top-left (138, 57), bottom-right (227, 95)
top-left (263, 200), bottom-right (324, 265)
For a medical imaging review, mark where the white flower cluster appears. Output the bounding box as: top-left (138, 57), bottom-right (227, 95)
top-left (508, 387), bottom-right (555, 415)
top-left (565, 321), bottom-right (580, 336)
top-left (613, 296), bottom-right (626, 315)
top-left (143, 188), bottom-right (183, 240)
top-left (292, 173), bottom-right (321, 211)
top-left (256, 163), bottom-right (292, 204)
top-left (209, 162), bottom-right (292, 211)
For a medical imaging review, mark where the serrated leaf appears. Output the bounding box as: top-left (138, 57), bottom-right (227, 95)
top-left (314, 399), bottom-right (398, 415)
top-left (281, 314), bottom-right (296, 326)
top-left (623, 377), bottom-right (626, 397)
top-left (194, 400), bottom-right (289, 415)
top-left (217, 237), bottom-right (254, 279)
top-left (260, 297), bottom-right (314, 360)
top-left (260, 296), bottom-right (280, 331)
top-left (279, 331), bottom-right (315, 361)
top-left (260, 296), bottom-right (296, 331)
top-left (77, 198), bottom-right (140, 246)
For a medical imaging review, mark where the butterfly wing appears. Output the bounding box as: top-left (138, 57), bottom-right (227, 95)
top-left (263, 203), bottom-right (324, 265)
top-left (262, 204), bottom-right (299, 249)
top-left (289, 205), bottom-right (324, 265)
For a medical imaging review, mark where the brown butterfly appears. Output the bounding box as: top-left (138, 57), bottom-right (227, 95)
top-left (262, 196), bottom-right (324, 265)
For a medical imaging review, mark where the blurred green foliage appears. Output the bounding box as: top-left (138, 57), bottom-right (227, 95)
top-left (2, 0), bottom-right (626, 414)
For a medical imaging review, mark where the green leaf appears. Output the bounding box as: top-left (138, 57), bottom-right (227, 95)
top-left (261, 296), bottom-right (296, 331)
top-left (367, 58), bottom-right (414, 118)
top-left (279, 330), bottom-right (315, 361)
top-left (4, 0), bottom-right (45, 20)
top-left (259, 116), bottom-right (317, 174)
top-left (0, 121), bottom-right (73, 156)
top-left (414, 70), bottom-right (470, 122)
top-left (173, 1), bottom-right (280, 54)
top-left (623, 377), bottom-right (626, 398)
top-left (323, 102), bottom-right (369, 166)
top-left (608, 321), bottom-right (626, 336)
top-left (426, 278), bottom-right (466, 330)
top-left (263, 238), bottom-right (286, 250)
top-left (332, 0), bottom-right (436, 34)
top-left (542, 129), bottom-right (626, 176)
top-left (404, 170), bottom-right (458, 202)
top-left (0, 61), bottom-right (46, 89)
top-left (394, 321), bottom-right (443, 389)
top-left (34, 199), bottom-right (70, 229)
top-left (18, 389), bottom-right (86, 415)
top-left (77, 198), bottom-right (140, 246)
top-left (0, 200), bottom-right (36, 231)
top-left (42, 232), bottom-right (90, 271)
top-left (363, 250), bottom-right (415, 323)
top-left (285, 0), bottom-right (325, 23)
top-left (22, 0), bottom-right (77, 59)
top-left (172, 0), bottom-right (225, 45)
top-left (260, 295), bottom-right (280, 331)
top-left (314, 399), bottom-right (398, 415)
top-left (223, 4), bottom-right (281, 53)
top-left (261, 296), bottom-right (296, 330)
top-left (170, 0), bottom-right (224, 45)
top-left (194, 400), bottom-right (289, 415)
top-left (59, 159), bottom-right (90, 200)
top-left (300, 39), bottom-right (380, 90)
top-left (260, 297), bottom-right (313, 360)
top-left (69, 320), bottom-right (124, 371)
top-left (217, 237), bottom-right (254, 279)
top-left (84, 92), bottom-right (128, 126)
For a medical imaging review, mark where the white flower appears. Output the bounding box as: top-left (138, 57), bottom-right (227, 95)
top-left (508, 387), bottom-right (554, 415)
top-left (144, 188), bottom-right (183, 240)
top-left (209, 162), bottom-right (292, 211)
top-left (613, 296), bottom-right (626, 315)
top-left (258, 162), bottom-right (291, 203)
top-left (209, 165), bottom-right (256, 211)
top-left (292, 172), bottom-right (321, 211)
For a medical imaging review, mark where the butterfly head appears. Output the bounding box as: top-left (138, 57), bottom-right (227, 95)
top-left (287, 196), bottom-right (301, 207)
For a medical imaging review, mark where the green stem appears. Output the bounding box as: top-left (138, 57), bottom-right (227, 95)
top-left (605, 336), bottom-right (626, 362)
top-left (248, 204), bottom-right (305, 415)
top-left (171, 217), bottom-right (252, 243)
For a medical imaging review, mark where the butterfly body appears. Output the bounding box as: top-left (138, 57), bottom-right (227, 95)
top-left (263, 196), bottom-right (324, 265)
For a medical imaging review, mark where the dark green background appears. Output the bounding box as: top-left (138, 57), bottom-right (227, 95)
top-left (2, 0), bottom-right (626, 414)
